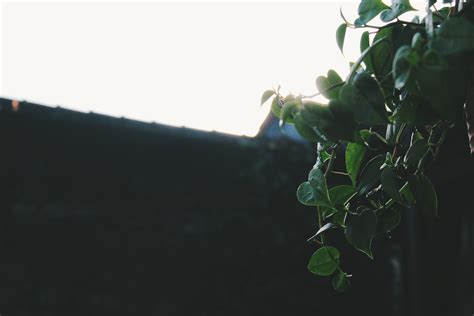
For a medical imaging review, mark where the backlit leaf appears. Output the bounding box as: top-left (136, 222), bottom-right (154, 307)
top-left (346, 142), bottom-right (367, 185)
top-left (355, 0), bottom-right (390, 26)
top-left (345, 209), bottom-right (377, 258)
top-left (380, 0), bottom-right (416, 22)
top-left (308, 246), bottom-right (341, 276)
top-left (336, 23), bottom-right (347, 54)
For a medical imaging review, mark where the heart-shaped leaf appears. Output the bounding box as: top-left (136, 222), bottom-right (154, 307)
top-left (393, 45), bottom-right (415, 89)
top-left (380, 0), bottom-right (416, 22)
top-left (308, 169), bottom-right (331, 205)
top-left (300, 101), bottom-right (347, 142)
top-left (307, 246), bottom-right (341, 276)
top-left (316, 70), bottom-right (343, 100)
top-left (408, 174), bottom-right (438, 217)
top-left (315, 77), bottom-right (338, 100)
top-left (297, 182), bottom-right (318, 206)
top-left (346, 142), bottom-right (367, 185)
top-left (345, 209), bottom-right (377, 258)
top-left (340, 73), bottom-right (389, 124)
top-left (358, 154), bottom-right (385, 196)
top-left (404, 139), bottom-right (428, 169)
top-left (327, 70), bottom-right (343, 88)
top-left (293, 112), bottom-right (324, 143)
top-left (327, 100), bottom-right (358, 142)
top-left (380, 167), bottom-right (403, 202)
top-left (371, 26), bottom-right (399, 79)
top-left (376, 206), bottom-right (402, 233)
top-left (355, 0), bottom-right (390, 26)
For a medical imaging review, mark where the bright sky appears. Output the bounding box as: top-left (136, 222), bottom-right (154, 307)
top-left (0, 0), bottom-right (426, 136)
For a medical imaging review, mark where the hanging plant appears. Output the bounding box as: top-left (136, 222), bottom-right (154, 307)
top-left (261, 0), bottom-right (474, 292)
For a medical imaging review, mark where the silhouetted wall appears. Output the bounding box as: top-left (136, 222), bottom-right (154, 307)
top-left (0, 98), bottom-right (472, 316)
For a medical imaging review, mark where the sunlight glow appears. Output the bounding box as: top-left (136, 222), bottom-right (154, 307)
top-left (1, 1), bottom-right (428, 136)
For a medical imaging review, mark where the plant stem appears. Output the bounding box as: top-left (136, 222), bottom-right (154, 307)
top-left (330, 171), bottom-right (349, 176)
top-left (317, 206), bottom-right (326, 244)
top-left (392, 123), bottom-right (407, 159)
top-left (317, 146), bottom-right (338, 244)
top-left (346, 37), bottom-right (390, 82)
top-left (325, 148), bottom-right (337, 177)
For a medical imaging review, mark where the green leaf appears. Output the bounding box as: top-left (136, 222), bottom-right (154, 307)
top-left (358, 154), bottom-right (385, 196)
top-left (431, 17), bottom-right (474, 55)
top-left (271, 97), bottom-right (282, 117)
top-left (316, 76), bottom-right (339, 99)
top-left (329, 185), bottom-right (357, 208)
top-left (404, 139), bottom-right (428, 169)
top-left (406, 58), bottom-right (467, 121)
top-left (280, 100), bottom-right (300, 126)
top-left (327, 100), bottom-right (358, 142)
top-left (300, 101), bottom-right (346, 142)
top-left (371, 26), bottom-right (397, 79)
top-left (380, 167), bottom-right (403, 202)
top-left (408, 174), bottom-right (438, 217)
top-left (261, 90), bottom-right (275, 105)
top-left (315, 222), bottom-right (337, 236)
top-left (300, 102), bottom-right (333, 130)
top-left (345, 142), bottom-right (367, 185)
top-left (297, 182), bottom-right (318, 206)
top-left (380, 0), bottom-right (416, 22)
top-left (307, 246), bottom-right (341, 276)
top-left (393, 45), bottom-right (414, 89)
top-left (345, 209), bottom-right (377, 258)
top-left (308, 168), bottom-right (331, 206)
top-left (315, 70), bottom-right (343, 100)
top-left (327, 70), bottom-right (343, 89)
top-left (360, 31), bottom-right (373, 73)
top-left (293, 112), bottom-right (324, 143)
top-left (340, 73), bottom-right (389, 124)
top-left (360, 31), bottom-right (370, 54)
top-left (332, 273), bottom-right (351, 292)
top-left (336, 23), bottom-right (347, 54)
top-left (376, 205), bottom-right (402, 233)
top-left (355, 0), bottom-right (390, 26)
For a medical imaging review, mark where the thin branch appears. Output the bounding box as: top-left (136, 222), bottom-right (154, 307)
top-left (324, 148), bottom-right (338, 177)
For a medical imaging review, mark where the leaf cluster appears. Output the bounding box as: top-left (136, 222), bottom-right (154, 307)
top-left (261, 0), bottom-right (474, 292)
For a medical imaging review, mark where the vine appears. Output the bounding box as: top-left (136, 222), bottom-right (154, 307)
top-left (261, 0), bottom-right (474, 292)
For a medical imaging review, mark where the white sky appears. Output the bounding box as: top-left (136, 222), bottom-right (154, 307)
top-left (1, 0), bottom-right (426, 136)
